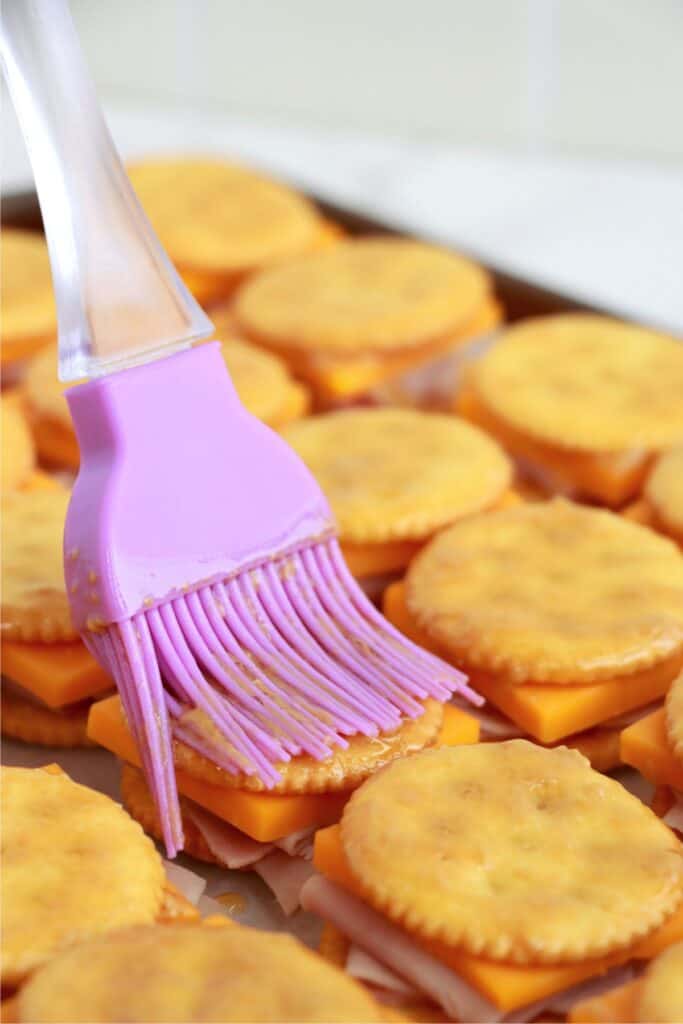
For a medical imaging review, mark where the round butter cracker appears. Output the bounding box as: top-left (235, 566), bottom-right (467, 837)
top-left (341, 741), bottom-right (683, 964)
top-left (18, 923), bottom-right (385, 1023)
top-left (128, 158), bottom-right (323, 278)
top-left (23, 344), bottom-right (82, 470)
top-left (1, 687), bottom-right (92, 748)
top-left (665, 670), bottom-right (683, 762)
top-left (646, 448), bottom-right (683, 542)
top-left (24, 344), bottom-right (72, 425)
top-left (637, 942), bottom-right (683, 1023)
top-left (1, 230), bottom-right (56, 364)
top-left (234, 238), bottom-right (490, 355)
top-left (212, 330), bottom-right (310, 428)
top-left (406, 499), bottom-right (683, 684)
top-left (1, 393), bottom-right (35, 491)
top-left (1, 489), bottom-right (76, 642)
top-left (1, 766), bottom-right (165, 987)
top-left (174, 699), bottom-right (444, 793)
top-left (472, 314), bottom-right (683, 453)
top-left (282, 409), bottom-right (511, 544)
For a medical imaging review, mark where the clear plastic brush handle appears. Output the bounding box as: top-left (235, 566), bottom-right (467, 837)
top-left (0, 0), bottom-right (213, 381)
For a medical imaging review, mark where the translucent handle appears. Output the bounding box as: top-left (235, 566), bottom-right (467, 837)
top-left (0, 0), bottom-right (212, 381)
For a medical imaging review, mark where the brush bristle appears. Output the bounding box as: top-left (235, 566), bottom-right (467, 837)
top-left (87, 537), bottom-right (474, 856)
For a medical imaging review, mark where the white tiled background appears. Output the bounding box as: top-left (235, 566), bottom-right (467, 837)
top-left (3, 0), bottom-right (683, 330)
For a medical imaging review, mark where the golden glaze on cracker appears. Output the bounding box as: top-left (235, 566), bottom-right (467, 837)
top-left (18, 923), bottom-right (385, 1022)
top-left (341, 742), bottom-right (683, 964)
top-left (471, 314), bottom-right (683, 452)
top-left (406, 499), bottom-right (683, 684)
top-left (282, 409), bottom-right (511, 544)
top-left (235, 238), bottom-right (489, 355)
top-left (1, 767), bottom-right (165, 987)
top-left (174, 699), bottom-right (444, 793)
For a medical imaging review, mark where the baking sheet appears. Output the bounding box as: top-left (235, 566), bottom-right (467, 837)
top-left (1, 737), bottom-right (322, 949)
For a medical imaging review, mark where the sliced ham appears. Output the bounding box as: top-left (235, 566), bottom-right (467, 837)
top-left (274, 826), bottom-right (316, 860)
top-left (346, 945), bottom-right (420, 999)
top-left (663, 791), bottom-right (683, 833)
top-left (184, 802), bottom-right (273, 869)
top-left (301, 876), bottom-right (637, 1023)
top-left (182, 798), bottom-right (313, 912)
top-left (254, 851), bottom-right (316, 915)
top-left (300, 875), bottom-right (501, 1023)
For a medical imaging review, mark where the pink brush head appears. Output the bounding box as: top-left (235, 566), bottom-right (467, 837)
top-left (65, 342), bottom-right (477, 856)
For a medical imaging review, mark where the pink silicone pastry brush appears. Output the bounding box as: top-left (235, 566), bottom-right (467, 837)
top-left (2, 0), bottom-right (477, 855)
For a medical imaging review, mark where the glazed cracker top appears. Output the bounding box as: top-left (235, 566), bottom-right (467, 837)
top-left (234, 238), bottom-right (490, 355)
top-left (173, 698), bottom-right (443, 793)
top-left (282, 408), bottom-right (512, 543)
top-left (341, 742), bottom-right (683, 965)
top-left (406, 499), bottom-right (683, 683)
top-left (471, 314), bottom-right (683, 452)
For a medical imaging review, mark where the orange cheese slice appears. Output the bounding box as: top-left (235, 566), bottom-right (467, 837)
top-left (456, 386), bottom-right (651, 507)
top-left (341, 539), bottom-right (424, 579)
top-left (472, 664), bottom-right (678, 746)
top-left (568, 978), bottom-right (643, 1023)
top-left (438, 703), bottom-right (480, 746)
top-left (2, 640), bottom-right (112, 709)
top-left (620, 708), bottom-right (683, 791)
top-left (87, 697), bottom-right (478, 842)
top-left (314, 824), bottom-right (683, 1013)
top-left (383, 582), bottom-right (682, 743)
